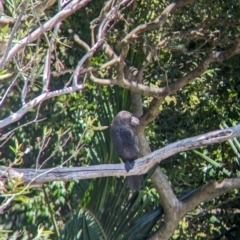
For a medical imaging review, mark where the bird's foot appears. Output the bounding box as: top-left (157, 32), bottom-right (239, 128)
top-left (125, 161), bottom-right (134, 172)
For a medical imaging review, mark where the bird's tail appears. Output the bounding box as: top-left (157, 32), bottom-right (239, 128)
top-left (127, 175), bottom-right (142, 191)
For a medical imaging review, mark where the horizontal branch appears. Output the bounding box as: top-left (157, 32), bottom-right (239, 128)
top-left (1, 124), bottom-right (239, 184)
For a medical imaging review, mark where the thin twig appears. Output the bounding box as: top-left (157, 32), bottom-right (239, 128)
top-left (0, 0), bottom-right (28, 68)
top-left (0, 73), bottom-right (19, 107)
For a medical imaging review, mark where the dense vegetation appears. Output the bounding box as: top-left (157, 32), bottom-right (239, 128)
top-left (0, 0), bottom-right (240, 239)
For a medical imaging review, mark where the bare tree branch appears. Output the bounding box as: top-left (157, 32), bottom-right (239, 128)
top-left (148, 178), bottom-right (240, 240)
top-left (1, 124), bottom-right (238, 183)
top-left (42, 22), bottom-right (62, 92)
top-left (1, 123), bottom-right (240, 238)
top-left (1, 0), bottom-right (28, 66)
top-left (0, 0), bottom-right (92, 68)
top-left (0, 85), bottom-right (84, 128)
top-left (182, 179), bottom-right (240, 213)
top-left (122, 0), bottom-right (194, 43)
top-left (0, 73), bottom-right (19, 107)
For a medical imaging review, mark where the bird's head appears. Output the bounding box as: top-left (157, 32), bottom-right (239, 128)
top-left (112, 111), bottom-right (140, 126)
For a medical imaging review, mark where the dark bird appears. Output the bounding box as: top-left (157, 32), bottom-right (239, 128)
top-left (110, 111), bottom-right (142, 190)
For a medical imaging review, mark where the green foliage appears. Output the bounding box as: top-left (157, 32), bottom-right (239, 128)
top-left (1, 0), bottom-right (240, 239)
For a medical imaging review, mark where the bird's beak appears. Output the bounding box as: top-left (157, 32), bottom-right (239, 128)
top-left (131, 116), bottom-right (140, 126)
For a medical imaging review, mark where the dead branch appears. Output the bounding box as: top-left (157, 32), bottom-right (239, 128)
top-left (0, 124), bottom-right (238, 183)
top-left (0, 0), bottom-right (92, 68)
top-left (0, 84), bottom-right (84, 129)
